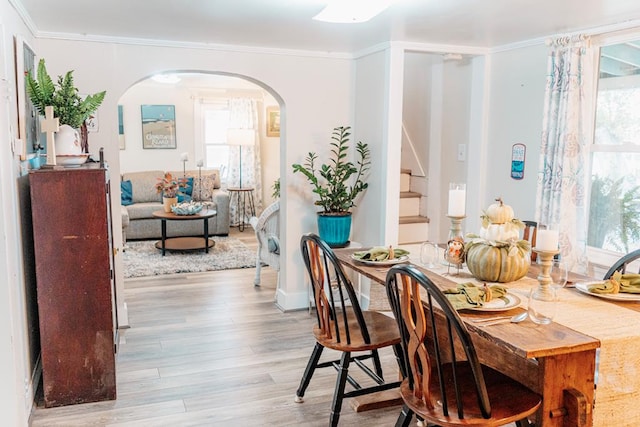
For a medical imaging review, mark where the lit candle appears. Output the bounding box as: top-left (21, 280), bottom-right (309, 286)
top-left (447, 183), bottom-right (466, 216)
top-left (536, 229), bottom-right (559, 252)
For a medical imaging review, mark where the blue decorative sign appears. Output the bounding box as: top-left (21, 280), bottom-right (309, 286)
top-left (511, 143), bottom-right (526, 180)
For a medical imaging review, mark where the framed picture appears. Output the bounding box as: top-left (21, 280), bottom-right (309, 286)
top-left (141, 104), bottom-right (176, 149)
top-left (15, 36), bottom-right (39, 160)
top-left (266, 106), bottom-right (280, 137)
top-left (117, 105), bottom-right (125, 150)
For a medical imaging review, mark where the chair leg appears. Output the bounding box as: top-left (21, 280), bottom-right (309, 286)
top-left (254, 253), bottom-right (262, 286)
top-left (330, 351), bottom-right (351, 427)
top-left (295, 342), bottom-right (324, 402)
top-left (392, 343), bottom-right (407, 379)
top-left (395, 404), bottom-right (413, 427)
top-left (371, 348), bottom-right (383, 377)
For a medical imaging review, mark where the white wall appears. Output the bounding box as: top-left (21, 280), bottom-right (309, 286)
top-left (118, 83), bottom-right (197, 173)
top-left (0, 1), bottom-right (38, 423)
top-left (32, 38), bottom-right (353, 313)
top-left (484, 44), bottom-right (548, 223)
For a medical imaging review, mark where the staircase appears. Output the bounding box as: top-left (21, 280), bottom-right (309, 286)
top-left (398, 169), bottom-right (429, 244)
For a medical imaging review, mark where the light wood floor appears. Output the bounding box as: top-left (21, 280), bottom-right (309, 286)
top-left (29, 228), bottom-right (403, 426)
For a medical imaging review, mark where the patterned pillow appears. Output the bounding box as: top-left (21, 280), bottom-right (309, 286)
top-left (192, 173), bottom-right (217, 201)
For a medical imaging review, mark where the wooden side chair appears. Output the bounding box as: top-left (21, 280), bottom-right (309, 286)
top-left (522, 220), bottom-right (538, 261)
top-left (385, 264), bottom-right (542, 427)
top-left (296, 233), bottom-right (404, 427)
top-left (604, 248), bottom-right (640, 279)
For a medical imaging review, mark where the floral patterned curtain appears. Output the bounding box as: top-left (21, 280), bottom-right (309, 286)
top-left (535, 35), bottom-right (594, 273)
top-left (227, 98), bottom-right (263, 226)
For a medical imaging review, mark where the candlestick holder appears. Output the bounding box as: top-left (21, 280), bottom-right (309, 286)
top-left (445, 214), bottom-right (466, 275)
top-left (532, 248), bottom-right (560, 301)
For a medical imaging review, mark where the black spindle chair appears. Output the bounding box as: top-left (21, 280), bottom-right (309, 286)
top-left (296, 233), bottom-right (404, 427)
top-left (385, 264), bottom-right (541, 427)
top-left (604, 248), bottom-right (640, 279)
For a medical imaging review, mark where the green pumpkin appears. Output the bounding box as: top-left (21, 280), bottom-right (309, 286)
top-left (465, 241), bottom-right (531, 283)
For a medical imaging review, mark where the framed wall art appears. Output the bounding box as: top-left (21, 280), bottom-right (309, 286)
top-left (266, 106), bottom-right (280, 137)
top-left (15, 35), bottom-right (40, 160)
top-left (141, 104), bottom-right (176, 149)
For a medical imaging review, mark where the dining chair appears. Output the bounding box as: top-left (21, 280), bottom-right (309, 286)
top-left (385, 264), bottom-right (542, 427)
top-left (522, 220), bottom-right (537, 261)
top-left (603, 248), bottom-right (640, 279)
top-left (296, 233), bottom-right (404, 427)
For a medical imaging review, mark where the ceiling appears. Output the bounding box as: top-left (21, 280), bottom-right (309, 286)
top-left (14, 0), bottom-right (640, 54)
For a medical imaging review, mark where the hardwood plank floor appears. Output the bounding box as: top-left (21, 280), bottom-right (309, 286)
top-left (29, 228), bottom-right (403, 426)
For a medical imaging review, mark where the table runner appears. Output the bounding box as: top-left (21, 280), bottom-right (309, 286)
top-left (410, 253), bottom-right (640, 426)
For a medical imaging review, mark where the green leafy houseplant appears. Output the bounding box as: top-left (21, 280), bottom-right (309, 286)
top-left (25, 58), bottom-right (106, 129)
top-left (292, 126), bottom-right (371, 214)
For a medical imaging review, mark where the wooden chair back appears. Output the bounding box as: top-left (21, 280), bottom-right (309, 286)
top-left (300, 233), bottom-right (371, 346)
top-left (385, 264), bottom-right (492, 419)
top-left (522, 220), bottom-right (537, 261)
top-left (604, 248), bottom-right (640, 279)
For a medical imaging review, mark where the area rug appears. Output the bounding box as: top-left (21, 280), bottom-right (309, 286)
top-left (123, 237), bottom-right (256, 278)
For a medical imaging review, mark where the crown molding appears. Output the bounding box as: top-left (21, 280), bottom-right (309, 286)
top-left (9, 0), bottom-right (38, 35)
top-left (35, 31), bottom-right (356, 60)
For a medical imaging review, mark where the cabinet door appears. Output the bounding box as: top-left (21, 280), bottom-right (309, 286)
top-left (30, 167), bottom-right (116, 407)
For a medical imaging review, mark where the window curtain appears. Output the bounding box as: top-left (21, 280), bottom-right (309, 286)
top-left (535, 35), bottom-right (594, 273)
top-left (227, 98), bottom-right (263, 226)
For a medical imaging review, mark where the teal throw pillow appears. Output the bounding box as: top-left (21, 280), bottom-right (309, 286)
top-left (177, 177), bottom-right (194, 202)
top-left (121, 180), bottom-right (133, 206)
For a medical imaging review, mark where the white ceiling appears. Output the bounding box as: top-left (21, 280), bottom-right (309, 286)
top-left (15, 0), bottom-right (640, 54)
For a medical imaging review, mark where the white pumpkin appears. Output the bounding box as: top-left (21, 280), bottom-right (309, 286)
top-left (486, 197), bottom-right (514, 224)
top-left (479, 223), bottom-right (520, 241)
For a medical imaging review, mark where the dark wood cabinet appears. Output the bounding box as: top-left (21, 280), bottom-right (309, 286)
top-left (29, 164), bottom-right (117, 407)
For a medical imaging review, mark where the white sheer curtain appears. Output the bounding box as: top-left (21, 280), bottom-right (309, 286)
top-left (535, 34), bottom-right (594, 272)
top-left (227, 98), bottom-right (262, 226)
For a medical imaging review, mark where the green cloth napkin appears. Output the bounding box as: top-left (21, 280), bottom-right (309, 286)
top-left (443, 282), bottom-right (508, 310)
top-left (588, 272), bottom-right (640, 294)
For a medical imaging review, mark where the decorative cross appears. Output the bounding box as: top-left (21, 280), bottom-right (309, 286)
top-left (41, 106), bottom-right (59, 165)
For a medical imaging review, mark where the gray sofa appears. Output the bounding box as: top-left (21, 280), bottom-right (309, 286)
top-left (120, 169), bottom-right (230, 241)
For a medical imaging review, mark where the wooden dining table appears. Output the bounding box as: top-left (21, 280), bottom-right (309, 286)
top-left (335, 247), bottom-right (640, 427)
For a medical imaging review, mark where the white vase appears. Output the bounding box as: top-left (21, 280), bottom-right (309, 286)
top-left (55, 124), bottom-right (82, 155)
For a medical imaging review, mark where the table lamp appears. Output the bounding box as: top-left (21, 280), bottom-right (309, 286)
top-left (226, 128), bottom-right (255, 189)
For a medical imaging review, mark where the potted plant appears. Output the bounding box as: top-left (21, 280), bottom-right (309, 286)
top-left (155, 172), bottom-right (183, 213)
top-left (25, 58), bottom-right (106, 154)
top-left (292, 126), bottom-right (371, 247)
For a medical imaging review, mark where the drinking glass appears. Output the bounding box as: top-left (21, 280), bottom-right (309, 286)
top-left (528, 287), bottom-right (557, 325)
top-left (420, 242), bottom-right (439, 268)
top-left (549, 259), bottom-right (568, 290)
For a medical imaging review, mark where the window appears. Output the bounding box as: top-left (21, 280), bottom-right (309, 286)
top-left (201, 102), bottom-right (231, 181)
top-left (589, 40), bottom-right (640, 254)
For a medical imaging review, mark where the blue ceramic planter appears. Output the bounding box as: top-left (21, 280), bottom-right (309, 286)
top-left (317, 212), bottom-right (352, 248)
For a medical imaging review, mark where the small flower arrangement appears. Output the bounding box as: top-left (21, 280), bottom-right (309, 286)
top-left (155, 172), bottom-right (184, 198)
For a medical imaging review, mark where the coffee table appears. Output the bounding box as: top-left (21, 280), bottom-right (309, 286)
top-left (152, 209), bottom-right (217, 256)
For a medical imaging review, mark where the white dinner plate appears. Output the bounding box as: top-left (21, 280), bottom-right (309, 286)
top-left (350, 254), bottom-right (410, 266)
top-left (575, 281), bottom-right (640, 301)
top-left (466, 294), bottom-right (521, 312)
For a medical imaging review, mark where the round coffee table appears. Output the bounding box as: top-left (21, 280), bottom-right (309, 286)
top-left (152, 209), bottom-right (217, 255)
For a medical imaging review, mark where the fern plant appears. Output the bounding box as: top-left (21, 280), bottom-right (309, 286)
top-left (292, 126), bottom-right (371, 214)
top-left (26, 59), bottom-right (106, 129)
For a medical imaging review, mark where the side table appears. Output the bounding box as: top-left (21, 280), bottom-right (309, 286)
top-left (228, 187), bottom-right (256, 232)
